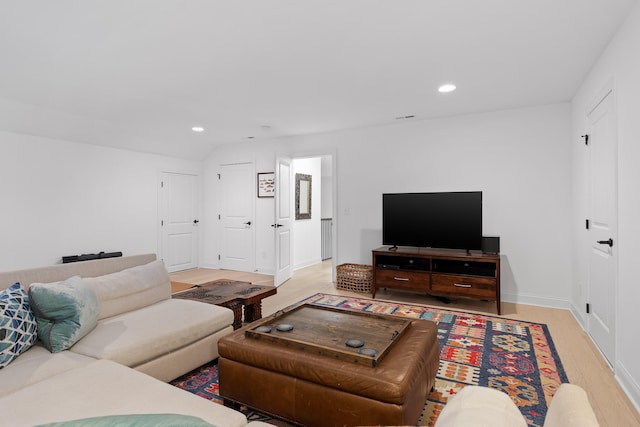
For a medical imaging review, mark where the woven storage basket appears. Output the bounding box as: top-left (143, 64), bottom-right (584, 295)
top-left (336, 263), bottom-right (373, 293)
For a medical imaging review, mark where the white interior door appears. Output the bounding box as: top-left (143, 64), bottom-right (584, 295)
top-left (220, 163), bottom-right (255, 272)
top-left (587, 89), bottom-right (617, 366)
top-left (274, 157), bottom-right (292, 286)
top-left (160, 172), bottom-right (199, 273)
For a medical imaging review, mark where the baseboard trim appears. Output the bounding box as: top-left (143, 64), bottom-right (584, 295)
top-left (568, 302), bottom-right (640, 414)
top-left (198, 262), bottom-right (219, 270)
top-left (501, 292), bottom-right (571, 310)
top-left (616, 362), bottom-right (640, 415)
top-left (569, 302), bottom-right (587, 329)
top-left (294, 258), bottom-right (323, 271)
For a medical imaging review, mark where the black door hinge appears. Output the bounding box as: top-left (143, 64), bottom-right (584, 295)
top-left (586, 303), bottom-right (590, 314)
top-left (581, 134), bottom-right (589, 145)
top-left (586, 219), bottom-right (590, 229)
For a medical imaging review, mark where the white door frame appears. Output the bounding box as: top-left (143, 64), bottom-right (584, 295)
top-left (585, 81), bottom-right (618, 368)
top-left (158, 170), bottom-right (200, 272)
top-left (219, 162), bottom-right (256, 272)
top-left (280, 149), bottom-right (338, 282)
top-left (274, 156), bottom-right (292, 286)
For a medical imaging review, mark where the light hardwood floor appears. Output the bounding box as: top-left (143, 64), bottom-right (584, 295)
top-left (170, 261), bottom-right (640, 427)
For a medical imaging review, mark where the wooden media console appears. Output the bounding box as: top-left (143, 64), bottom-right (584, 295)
top-left (372, 246), bottom-right (501, 314)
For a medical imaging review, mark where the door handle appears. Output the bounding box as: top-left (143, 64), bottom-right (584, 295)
top-left (271, 224), bottom-right (283, 228)
top-left (193, 219), bottom-right (199, 224)
top-left (244, 221), bottom-right (252, 226)
top-left (597, 238), bottom-right (613, 247)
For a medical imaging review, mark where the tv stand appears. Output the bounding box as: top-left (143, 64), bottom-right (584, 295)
top-left (372, 246), bottom-right (501, 314)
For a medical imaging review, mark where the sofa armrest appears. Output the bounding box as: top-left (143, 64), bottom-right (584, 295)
top-left (543, 383), bottom-right (599, 427)
top-left (434, 386), bottom-right (527, 427)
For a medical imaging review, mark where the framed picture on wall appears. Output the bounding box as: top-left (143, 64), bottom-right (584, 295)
top-left (257, 172), bottom-right (275, 198)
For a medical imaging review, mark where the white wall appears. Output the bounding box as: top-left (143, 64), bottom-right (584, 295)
top-left (321, 155), bottom-right (333, 219)
top-left (0, 131), bottom-right (202, 271)
top-left (293, 157), bottom-right (322, 270)
top-left (205, 103), bottom-right (573, 308)
top-left (571, 1), bottom-right (640, 410)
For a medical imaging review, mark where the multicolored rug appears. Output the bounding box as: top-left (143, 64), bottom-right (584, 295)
top-left (171, 293), bottom-right (568, 426)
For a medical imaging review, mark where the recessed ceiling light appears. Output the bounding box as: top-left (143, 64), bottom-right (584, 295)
top-left (191, 126), bottom-right (204, 132)
top-left (438, 84), bottom-right (457, 93)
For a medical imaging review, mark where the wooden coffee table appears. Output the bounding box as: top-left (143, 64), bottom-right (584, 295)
top-left (172, 280), bottom-right (277, 329)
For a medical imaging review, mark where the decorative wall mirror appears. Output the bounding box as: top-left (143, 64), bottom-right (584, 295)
top-left (295, 173), bottom-right (312, 220)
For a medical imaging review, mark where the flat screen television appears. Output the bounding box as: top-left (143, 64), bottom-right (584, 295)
top-left (382, 191), bottom-right (482, 251)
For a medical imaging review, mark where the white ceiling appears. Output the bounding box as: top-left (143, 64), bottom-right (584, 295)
top-left (0, 0), bottom-right (636, 160)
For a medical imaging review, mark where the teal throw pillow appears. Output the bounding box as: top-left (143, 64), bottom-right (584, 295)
top-left (29, 276), bottom-right (100, 353)
top-left (35, 413), bottom-right (217, 427)
top-left (0, 282), bottom-right (38, 368)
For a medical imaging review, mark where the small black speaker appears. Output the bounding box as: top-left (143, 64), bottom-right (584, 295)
top-left (482, 236), bottom-right (500, 254)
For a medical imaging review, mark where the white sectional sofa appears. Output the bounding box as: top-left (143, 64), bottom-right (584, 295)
top-left (0, 254), bottom-right (267, 427)
top-left (435, 384), bottom-right (600, 427)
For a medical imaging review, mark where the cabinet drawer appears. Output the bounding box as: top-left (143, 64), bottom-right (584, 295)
top-left (375, 269), bottom-right (430, 291)
top-left (431, 274), bottom-right (496, 299)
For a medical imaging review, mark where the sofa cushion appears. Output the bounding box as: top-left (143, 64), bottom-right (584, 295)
top-left (0, 283), bottom-right (38, 368)
top-left (82, 260), bottom-right (171, 320)
top-left (35, 413), bottom-right (216, 427)
top-left (0, 345), bottom-right (94, 397)
top-left (0, 359), bottom-right (248, 427)
top-left (69, 299), bottom-right (234, 368)
top-left (29, 276), bottom-right (100, 353)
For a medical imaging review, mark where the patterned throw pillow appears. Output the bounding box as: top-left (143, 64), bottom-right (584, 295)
top-left (0, 282), bottom-right (38, 368)
top-left (29, 276), bottom-right (100, 353)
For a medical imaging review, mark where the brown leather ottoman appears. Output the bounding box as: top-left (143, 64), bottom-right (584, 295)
top-left (218, 311), bottom-right (439, 427)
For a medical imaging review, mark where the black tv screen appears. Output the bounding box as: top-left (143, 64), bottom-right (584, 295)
top-left (382, 191), bottom-right (482, 250)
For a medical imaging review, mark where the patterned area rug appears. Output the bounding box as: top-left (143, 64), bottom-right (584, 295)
top-left (171, 293), bottom-right (568, 426)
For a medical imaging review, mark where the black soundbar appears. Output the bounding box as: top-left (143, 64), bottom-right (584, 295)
top-left (62, 251), bottom-right (123, 264)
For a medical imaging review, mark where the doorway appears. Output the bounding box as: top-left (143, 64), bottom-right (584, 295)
top-left (274, 154), bottom-right (334, 285)
top-left (212, 153), bottom-right (335, 284)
